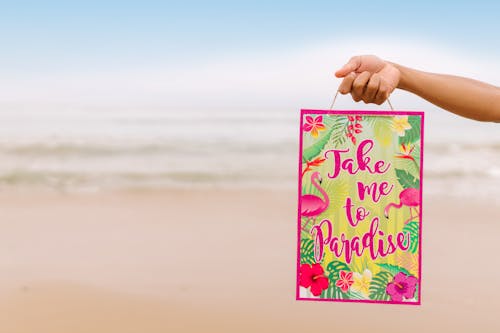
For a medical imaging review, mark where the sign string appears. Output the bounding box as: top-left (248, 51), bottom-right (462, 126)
top-left (329, 90), bottom-right (395, 111)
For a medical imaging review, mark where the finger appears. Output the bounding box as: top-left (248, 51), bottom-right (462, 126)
top-left (351, 71), bottom-right (371, 102)
top-left (335, 56), bottom-right (361, 78)
top-left (374, 80), bottom-right (390, 105)
top-left (362, 74), bottom-right (381, 103)
top-left (338, 72), bottom-right (357, 94)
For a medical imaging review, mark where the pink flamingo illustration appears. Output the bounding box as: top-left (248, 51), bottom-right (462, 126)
top-left (301, 172), bottom-right (330, 230)
top-left (384, 188), bottom-right (420, 224)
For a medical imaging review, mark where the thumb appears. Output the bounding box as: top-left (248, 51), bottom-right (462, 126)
top-left (335, 57), bottom-right (361, 78)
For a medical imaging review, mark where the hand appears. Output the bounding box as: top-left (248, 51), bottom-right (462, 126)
top-left (335, 55), bottom-right (401, 105)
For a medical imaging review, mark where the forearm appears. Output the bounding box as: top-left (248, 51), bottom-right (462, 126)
top-left (394, 63), bottom-right (500, 122)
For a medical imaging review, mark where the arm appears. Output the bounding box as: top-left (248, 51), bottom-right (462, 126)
top-left (335, 55), bottom-right (500, 122)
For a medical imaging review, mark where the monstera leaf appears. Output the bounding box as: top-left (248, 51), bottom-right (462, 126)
top-left (403, 221), bottom-right (419, 254)
top-left (320, 286), bottom-right (349, 299)
top-left (300, 239), bottom-right (316, 264)
top-left (326, 260), bottom-right (351, 281)
top-left (395, 169), bottom-right (420, 189)
top-left (319, 260), bottom-right (352, 299)
top-left (369, 271), bottom-right (392, 301)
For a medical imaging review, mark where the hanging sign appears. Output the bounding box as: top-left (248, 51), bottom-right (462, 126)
top-left (297, 110), bottom-right (424, 305)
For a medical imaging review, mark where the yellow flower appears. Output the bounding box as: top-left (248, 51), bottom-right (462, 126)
top-left (351, 269), bottom-right (372, 297)
top-left (392, 116), bottom-right (412, 136)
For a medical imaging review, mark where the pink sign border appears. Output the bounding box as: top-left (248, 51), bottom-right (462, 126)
top-left (296, 109), bottom-right (425, 306)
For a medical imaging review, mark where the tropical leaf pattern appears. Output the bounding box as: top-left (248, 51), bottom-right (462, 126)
top-left (370, 116), bottom-right (393, 147)
top-left (300, 239), bottom-right (316, 264)
top-left (399, 116), bottom-right (421, 145)
top-left (403, 221), bottom-right (419, 254)
top-left (321, 286), bottom-right (349, 299)
top-left (369, 271), bottom-right (393, 301)
top-left (326, 260), bottom-right (351, 280)
top-left (376, 263), bottom-right (411, 276)
top-left (318, 260), bottom-right (351, 299)
top-left (395, 168), bottom-right (420, 189)
top-left (302, 126), bottom-right (334, 163)
top-left (298, 112), bottom-right (422, 304)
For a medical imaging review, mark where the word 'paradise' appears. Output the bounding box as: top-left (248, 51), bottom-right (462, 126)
top-left (311, 139), bottom-right (410, 264)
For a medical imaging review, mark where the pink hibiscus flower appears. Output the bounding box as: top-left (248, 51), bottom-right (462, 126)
top-left (303, 116), bottom-right (326, 138)
top-left (335, 270), bottom-right (354, 292)
top-left (299, 263), bottom-right (329, 296)
top-left (386, 272), bottom-right (418, 302)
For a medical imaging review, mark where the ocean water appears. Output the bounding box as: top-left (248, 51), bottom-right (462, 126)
top-left (0, 109), bottom-right (499, 199)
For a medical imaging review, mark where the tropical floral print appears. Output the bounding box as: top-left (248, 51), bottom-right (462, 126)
top-left (346, 115), bottom-right (363, 145)
top-left (335, 270), bottom-right (354, 292)
top-left (299, 263), bottom-right (329, 296)
top-left (395, 143), bottom-right (415, 161)
top-left (392, 115), bottom-right (412, 136)
top-left (303, 115), bottom-right (326, 138)
top-left (351, 269), bottom-right (372, 297)
top-left (299, 112), bottom-right (423, 304)
top-left (386, 272), bottom-right (418, 302)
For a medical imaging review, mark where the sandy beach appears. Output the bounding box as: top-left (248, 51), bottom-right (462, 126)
top-left (0, 188), bottom-right (498, 332)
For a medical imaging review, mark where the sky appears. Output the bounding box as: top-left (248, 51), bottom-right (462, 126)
top-left (0, 1), bottom-right (499, 112)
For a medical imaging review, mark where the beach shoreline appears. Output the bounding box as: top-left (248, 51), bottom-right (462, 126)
top-left (0, 188), bottom-right (499, 332)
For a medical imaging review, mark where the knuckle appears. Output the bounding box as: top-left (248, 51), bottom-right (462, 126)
top-left (352, 79), bottom-right (363, 88)
top-left (352, 87), bottom-right (363, 98)
top-left (364, 95), bottom-right (376, 104)
top-left (366, 85), bottom-right (376, 94)
top-left (367, 79), bottom-right (378, 90)
top-left (360, 71), bottom-right (371, 78)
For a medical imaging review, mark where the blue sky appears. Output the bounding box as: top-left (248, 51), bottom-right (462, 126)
top-left (1, 1), bottom-right (499, 72)
top-left (0, 1), bottom-right (499, 114)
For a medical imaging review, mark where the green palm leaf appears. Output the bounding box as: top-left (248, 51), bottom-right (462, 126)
top-left (369, 116), bottom-right (394, 147)
top-left (376, 263), bottom-right (411, 276)
top-left (348, 289), bottom-right (369, 300)
top-left (302, 116), bottom-right (348, 163)
top-left (302, 126), bottom-right (333, 162)
top-left (395, 169), bottom-right (420, 189)
top-left (369, 271), bottom-right (392, 301)
top-left (300, 239), bottom-right (316, 264)
top-left (321, 260), bottom-right (351, 299)
top-left (403, 221), bottom-right (419, 254)
top-left (320, 286), bottom-right (349, 299)
top-left (328, 116), bottom-right (349, 148)
top-left (326, 260), bottom-right (350, 281)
